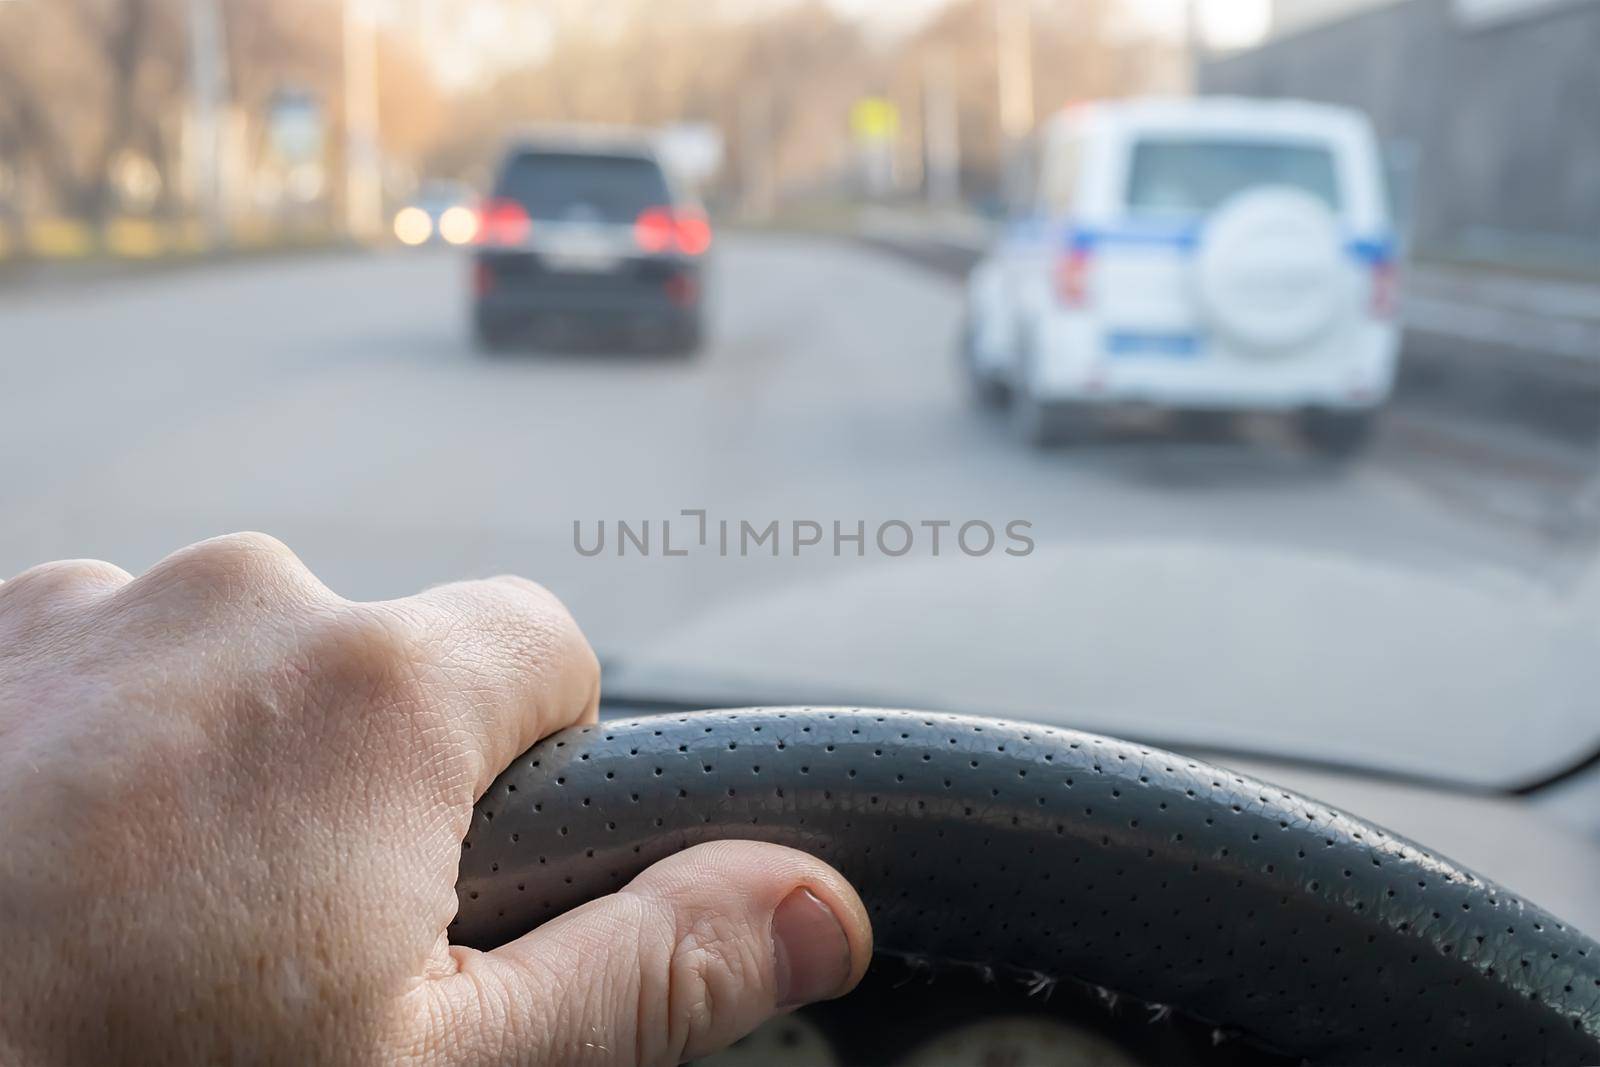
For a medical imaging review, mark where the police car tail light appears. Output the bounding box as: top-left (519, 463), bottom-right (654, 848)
top-left (1370, 259), bottom-right (1399, 320)
top-left (1056, 246), bottom-right (1093, 308)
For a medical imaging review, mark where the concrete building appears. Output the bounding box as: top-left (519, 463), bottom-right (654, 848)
top-left (1269, 0), bottom-right (1407, 37)
top-left (1206, 0), bottom-right (1600, 271)
top-left (1269, 0), bottom-right (1595, 36)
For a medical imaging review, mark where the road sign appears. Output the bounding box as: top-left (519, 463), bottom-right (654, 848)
top-left (850, 97), bottom-right (900, 143)
top-left (267, 88), bottom-right (324, 166)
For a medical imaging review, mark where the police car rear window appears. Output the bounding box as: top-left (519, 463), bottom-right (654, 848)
top-left (1125, 139), bottom-right (1341, 218)
top-left (495, 152), bottom-right (671, 223)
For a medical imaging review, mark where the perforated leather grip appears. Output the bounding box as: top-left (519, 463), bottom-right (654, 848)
top-left (453, 709), bottom-right (1600, 1065)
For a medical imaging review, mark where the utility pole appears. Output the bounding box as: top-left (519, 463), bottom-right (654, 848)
top-left (739, 89), bottom-right (774, 222)
top-left (187, 0), bottom-right (228, 245)
top-left (1184, 0), bottom-right (1205, 94)
top-left (923, 54), bottom-right (960, 208)
top-left (995, 0), bottom-right (1034, 145)
top-left (343, 0), bottom-right (383, 241)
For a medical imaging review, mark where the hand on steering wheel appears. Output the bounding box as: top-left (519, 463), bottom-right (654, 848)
top-left (0, 535), bottom-right (871, 1066)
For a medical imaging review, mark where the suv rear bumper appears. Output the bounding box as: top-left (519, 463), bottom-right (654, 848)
top-left (1025, 313), bottom-right (1399, 411)
top-left (473, 251), bottom-right (703, 339)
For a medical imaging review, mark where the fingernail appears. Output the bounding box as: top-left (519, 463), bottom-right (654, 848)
top-left (772, 887), bottom-right (853, 1009)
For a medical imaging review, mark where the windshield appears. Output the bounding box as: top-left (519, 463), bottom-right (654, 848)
top-left (1, 0), bottom-right (1595, 796)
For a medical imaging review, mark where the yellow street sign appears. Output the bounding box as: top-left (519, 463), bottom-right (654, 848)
top-left (850, 97), bottom-right (900, 142)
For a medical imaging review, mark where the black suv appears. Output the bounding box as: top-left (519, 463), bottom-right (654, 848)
top-left (471, 133), bottom-right (709, 353)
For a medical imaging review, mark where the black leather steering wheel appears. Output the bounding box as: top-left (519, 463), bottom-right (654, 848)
top-left (452, 709), bottom-right (1600, 1065)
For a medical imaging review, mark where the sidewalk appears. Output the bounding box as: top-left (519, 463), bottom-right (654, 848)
top-left (0, 237), bottom-right (361, 297)
top-left (0, 215), bottom-right (353, 289)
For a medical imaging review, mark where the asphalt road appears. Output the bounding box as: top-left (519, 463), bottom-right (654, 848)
top-left (1, 234), bottom-right (1594, 660)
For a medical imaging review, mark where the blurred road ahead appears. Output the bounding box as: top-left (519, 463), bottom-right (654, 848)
top-left (0, 235), bottom-right (1593, 657)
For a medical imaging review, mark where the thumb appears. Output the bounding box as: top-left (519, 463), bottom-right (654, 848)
top-left (422, 841), bottom-right (873, 1067)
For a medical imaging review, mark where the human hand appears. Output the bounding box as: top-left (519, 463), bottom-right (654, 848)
top-left (0, 534), bottom-right (871, 1065)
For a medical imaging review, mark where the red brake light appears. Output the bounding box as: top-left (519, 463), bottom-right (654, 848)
top-left (634, 208), bottom-right (676, 253)
top-left (635, 207), bottom-right (712, 256)
top-left (1056, 246), bottom-right (1092, 307)
top-left (675, 211), bottom-right (712, 256)
top-left (476, 198), bottom-right (531, 246)
top-left (1370, 260), bottom-right (1399, 320)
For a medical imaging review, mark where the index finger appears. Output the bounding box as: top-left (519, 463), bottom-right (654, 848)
top-left (376, 575), bottom-right (600, 798)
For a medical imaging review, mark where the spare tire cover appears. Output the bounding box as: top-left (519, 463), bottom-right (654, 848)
top-left (1195, 187), bottom-right (1354, 355)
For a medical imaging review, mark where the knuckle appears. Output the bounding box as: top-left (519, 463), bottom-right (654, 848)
top-left (488, 575), bottom-right (570, 625)
top-left (486, 573), bottom-right (560, 605)
top-left (540, 603), bottom-right (594, 680)
top-left (133, 532), bottom-right (320, 608)
top-left (0, 559), bottom-right (129, 612)
top-left (426, 578), bottom-right (590, 676)
top-left (484, 577), bottom-right (574, 642)
top-left (415, 966), bottom-right (520, 1067)
top-left (659, 909), bottom-right (768, 1062)
top-left (572, 622), bottom-right (602, 681)
top-left (520, 588), bottom-right (598, 687)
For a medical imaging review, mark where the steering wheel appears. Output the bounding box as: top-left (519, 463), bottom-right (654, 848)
top-left (452, 709), bottom-right (1600, 1065)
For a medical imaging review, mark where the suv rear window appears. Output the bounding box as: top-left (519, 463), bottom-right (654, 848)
top-left (494, 151), bottom-right (671, 223)
top-left (1124, 139), bottom-right (1341, 218)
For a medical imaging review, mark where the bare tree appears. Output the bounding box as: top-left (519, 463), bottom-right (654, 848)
top-left (421, 0), bottom-right (1178, 203)
top-left (0, 0), bottom-right (184, 223)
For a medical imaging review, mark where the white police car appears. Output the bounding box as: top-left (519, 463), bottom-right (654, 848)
top-left (962, 97), bottom-right (1401, 454)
